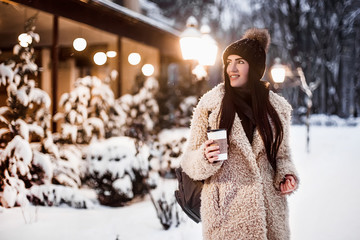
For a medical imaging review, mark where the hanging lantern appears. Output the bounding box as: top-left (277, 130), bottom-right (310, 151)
top-left (271, 58), bottom-right (286, 83)
top-left (197, 25), bottom-right (218, 66)
top-left (73, 38), bottom-right (87, 51)
top-left (179, 16), bottom-right (202, 60)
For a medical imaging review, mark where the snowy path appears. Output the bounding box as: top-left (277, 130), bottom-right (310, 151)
top-left (1, 125), bottom-right (360, 240)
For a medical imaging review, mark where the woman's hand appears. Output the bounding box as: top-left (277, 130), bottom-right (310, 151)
top-left (280, 175), bottom-right (297, 195)
top-left (204, 139), bottom-right (220, 163)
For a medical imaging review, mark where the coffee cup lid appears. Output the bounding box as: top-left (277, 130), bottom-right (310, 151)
top-left (207, 128), bottom-right (226, 133)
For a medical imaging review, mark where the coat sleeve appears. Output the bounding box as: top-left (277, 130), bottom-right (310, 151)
top-left (180, 98), bottom-right (223, 181)
top-left (273, 102), bottom-right (299, 191)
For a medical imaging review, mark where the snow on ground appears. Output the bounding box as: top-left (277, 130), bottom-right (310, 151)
top-left (0, 198), bottom-right (202, 240)
top-left (288, 125), bottom-right (360, 240)
top-left (1, 125), bottom-right (360, 240)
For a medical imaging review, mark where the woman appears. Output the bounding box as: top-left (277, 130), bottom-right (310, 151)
top-left (180, 28), bottom-right (299, 240)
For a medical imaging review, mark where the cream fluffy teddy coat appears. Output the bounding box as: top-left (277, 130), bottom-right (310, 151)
top-left (181, 83), bottom-right (298, 240)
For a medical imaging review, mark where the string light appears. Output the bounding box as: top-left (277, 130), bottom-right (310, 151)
top-left (128, 53), bottom-right (141, 65)
top-left (106, 51), bottom-right (117, 58)
top-left (94, 52), bottom-right (107, 65)
top-left (142, 64), bottom-right (154, 76)
top-left (73, 38), bottom-right (87, 51)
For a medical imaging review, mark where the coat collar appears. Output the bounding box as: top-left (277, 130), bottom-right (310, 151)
top-left (230, 115), bottom-right (260, 161)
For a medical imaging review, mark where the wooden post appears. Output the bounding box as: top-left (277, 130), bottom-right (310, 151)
top-left (117, 37), bottom-right (122, 97)
top-left (51, 15), bottom-right (59, 132)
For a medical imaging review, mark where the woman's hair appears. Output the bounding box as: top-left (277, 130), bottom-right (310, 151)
top-left (219, 67), bottom-right (283, 170)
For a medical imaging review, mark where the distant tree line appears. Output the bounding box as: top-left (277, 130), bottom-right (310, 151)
top-left (252, 0), bottom-right (360, 118)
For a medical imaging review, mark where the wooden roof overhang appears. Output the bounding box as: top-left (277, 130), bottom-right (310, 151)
top-left (10, 0), bottom-right (182, 59)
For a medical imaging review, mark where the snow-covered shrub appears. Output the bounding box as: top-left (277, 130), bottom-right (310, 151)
top-left (115, 77), bottom-right (160, 142)
top-left (54, 74), bottom-right (124, 144)
top-left (0, 136), bottom-right (55, 208)
top-left (0, 21), bottom-right (61, 208)
top-left (158, 93), bottom-right (198, 128)
top-left (30, 150), bottom-right (53, 185)
top-left (0, 171), bottom-right (28, 208)
top-left (149, 128), bottom-right (189, 178)
top-left (157, 73), bottom-right (202, 129)
top-left (27, 184), bottom-right (94, 208)
top-left (150, 192), bottom-right (180, 230)
top-left (83, 137), bottom-right (151, 206)
top-left (148, 179), bottom-right (181, 230)
top-left (0, 35), bottom-right (54, 150)
top-left (52, 145), bottom-right (84, 188)
top-left (0, 136), bottom-right (32, 207)
top-left (174, 96), bottom-right (198, 127)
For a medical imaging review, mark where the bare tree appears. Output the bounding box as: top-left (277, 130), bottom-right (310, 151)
top-left (252, 0), bottom-right (360, 118)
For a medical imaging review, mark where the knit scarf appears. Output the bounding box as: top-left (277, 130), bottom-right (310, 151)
top-left (231, 87), bottom-right (256, 143)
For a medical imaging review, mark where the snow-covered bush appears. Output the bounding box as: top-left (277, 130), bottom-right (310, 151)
top-left (27, 184), bottom-right (94, 208)
top-left (54, 74), bottom-right (124, 144)
top-left (0, 129), bottom-right (56, 208)
top-left (0, 136), bottom-right (32, 207)
top-left (174, 96), bottom-right (198, 127)
top-left (0, 21), bottom-right (62, 207)
top-left (148, 179), bottom-right (181, 230)
top-left (30, 150), bottom-right (53, 185)
top-left (158, 88), bottom-right (198, 129)
top-left (149, 128), bottom-right (189, 179)
top-left (0, 33), bottom-right (55, 151)
top-left (150, 192), bottom-right (180, 230)
top-left (83, 137), bottom-right (152, 206)
top-left (0, 19), bottom-right (84, 209)
top-left (52, 145), bottom-right (84, 188)
top-left (53, 74), bottom-right (161, 144)
top-left (116, 77), bottom-right (160, 142)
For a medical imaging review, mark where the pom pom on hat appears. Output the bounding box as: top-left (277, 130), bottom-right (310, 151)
top-left (242, 28), bottom-right (270, 52)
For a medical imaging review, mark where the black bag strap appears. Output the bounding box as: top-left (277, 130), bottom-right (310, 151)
top-left (174, 109), bottom-right (212, 223)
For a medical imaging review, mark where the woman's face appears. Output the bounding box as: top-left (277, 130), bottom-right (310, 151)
top-left (226, 55), bottom-right (249, 87)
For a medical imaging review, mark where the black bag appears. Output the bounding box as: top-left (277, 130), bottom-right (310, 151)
top-left (174, 167), bottom-right (203, 223)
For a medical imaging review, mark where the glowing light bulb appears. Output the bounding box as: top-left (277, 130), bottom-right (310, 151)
top-left (93, 52), bottom-right (107, 65)
top-left (128, 53), bottom-right (141, 65)
top-left (73, 38), bottom-right (87, 51)
top-left (142, 64), bottom-right (154, 76)
top-left (106, 51), bottom-right (117, 58)
top-left (271, 58), bottom-right (286, 83)
top-left (271, 67), bottom-right (286, 83)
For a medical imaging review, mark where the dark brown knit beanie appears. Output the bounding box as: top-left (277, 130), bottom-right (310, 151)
top-left (222, 28), bottom-right (271, 80)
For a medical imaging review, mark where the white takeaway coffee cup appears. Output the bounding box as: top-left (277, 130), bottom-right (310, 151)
top-left (207, 129), bottom-right (228, 161)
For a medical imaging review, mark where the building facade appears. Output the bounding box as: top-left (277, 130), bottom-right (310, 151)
top-left (0, 0), bottom-right (183, 116)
